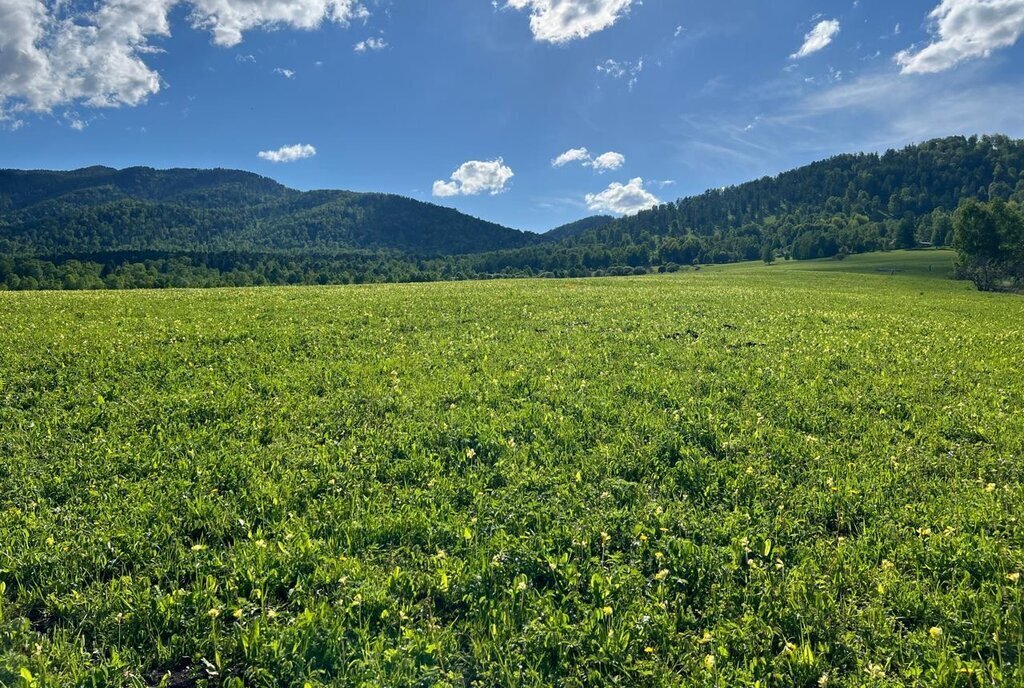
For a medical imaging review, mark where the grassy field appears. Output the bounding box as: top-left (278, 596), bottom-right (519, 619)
top-left (1, 250), bottom-right (1022, 687)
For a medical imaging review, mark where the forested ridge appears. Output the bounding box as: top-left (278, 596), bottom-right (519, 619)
top-left (2, 135), bottom-right (1023, 290)
top-left (0, 166), bottom-right (539, 256)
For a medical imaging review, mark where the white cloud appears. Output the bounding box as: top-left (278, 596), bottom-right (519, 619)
top-left (589, 151), bottom-right (625, 172)
top-left (506, 0), bottom-right (634, 43)
top-left (433, 159), bottom-right (515, 197)
top-left (274, 67), bottom-right (295, 78)
top-left (552, 147), bottom-right (591, 167)
top-left (0, 0), bottom-right (368, 117)
top-left (896, 0), bottom-right (1024, 74)
top-left (585, 177), bottom-right (660, 215)
top-left (791, 19), bottom-right (841, 58)
top-left (552, 147), bottom-right (626, 172)
top-left (188, 0), bottom-right (368, 48)
top-left (354, 36), bottom-right (387, 52)
top-left (596, 57), bottom-right (644, 89)
top-left (258, 143), bottom-right (317, 162)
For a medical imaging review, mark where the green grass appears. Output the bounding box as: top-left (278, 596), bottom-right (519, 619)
top-left (1, 256), bottom-right (1022, 687)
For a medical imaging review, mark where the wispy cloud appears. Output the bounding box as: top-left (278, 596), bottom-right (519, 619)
top-left (791, 19), bottom-right (840, 59)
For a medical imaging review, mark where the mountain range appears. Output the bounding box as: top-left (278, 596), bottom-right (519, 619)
top-left (2, 134), bottom-right (1023, 289)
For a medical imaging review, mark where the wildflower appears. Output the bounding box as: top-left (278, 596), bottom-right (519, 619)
top-left (655, 569), bottom-right (669, 581)
top-left (233, 609), bottom-right (244, 619)
top-left (928, 627), bottom-right (943, 640)
top-left (267, 609), bottom-right (278, 618)
top-left (644, 646), bottom-right (655, 654)
top-left (1008, 572), bottom-right (1021, 584)
top-left (602, 606), bottom-right (613, 616)
top-left (601, 532), bottom-right (611, 544)
top-left (865, 663), bottom-right (885, 679)
top-left (818, 673), bottom-right (830, 686)
top-left (516, 579), bottom-right (528, 592)
top-left (639, 534), bottom-right (648, 543)
top-left (985, 483), bottom-right (996, 493)
top-left (191, 544), bottom-right (207, 552)
top-left (208, 608), bottom-right (221, 618)
top-left (704, 654), bottom-right (716, 670)
top-left (466, 448), bottom-right (476, 459)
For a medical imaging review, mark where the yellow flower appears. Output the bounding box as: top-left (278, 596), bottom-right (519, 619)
top-left (644, 646), bottom-right (655, 654)
top-left (928, 626), bottom-right (943, 640)
top-left (602, 606), bottom-right (613, 616)
top-left (985, 483), bottom-right (996, 493)
top-left (1008, 572), bottom-right (1021, 584)
top-left (232, 608), bottom-right (244, 619)
top-left (704, 654), bottom-right (716, 670)
top-left (601, 532), bottom-right (611, 543)
top-left (466, 448), bottom-right (476, 459)
top-left (207, 608), bottom-right (221, 618)
top-left (655, 569), bottom-right (669, 581)
top-left (191, 544), bottom-right (207, 552)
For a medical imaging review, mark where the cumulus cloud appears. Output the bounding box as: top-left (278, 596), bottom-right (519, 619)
top-left (896, 0), bottom-right (1024, 74)
top-left (585, 177), bottom-right (660, 215)
top-left (506, 0), bottom-right (634, 43)
top-left (189, 0), bottom-right (368, 48)
top-left (552, 147), bottom-right (626, 172)
top-left (589, 151), bottom-right (625, 172)
top-left (552, 147), bottom-right (591, 167)
top-left (433, 159), bottom-right (515, 197)
top-left (258, 143), bottom-right (317, 162)
top-left (273, 67), bottom-right (295, 78)
top-left (354, 36), bottom-right (387, 52)
top-left (0, 0), bottom-right (367, 117)
top-left (791, 19), bottom-right (841, 58)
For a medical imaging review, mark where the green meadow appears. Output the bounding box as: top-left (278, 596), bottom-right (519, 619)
top-left (1, 250), bottom-right (1022, 687)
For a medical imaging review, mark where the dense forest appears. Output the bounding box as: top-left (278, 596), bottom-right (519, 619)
top-left (2, 135), bottom-right (1023, 290)
top-left (0, 166), bottom-right (539, 256)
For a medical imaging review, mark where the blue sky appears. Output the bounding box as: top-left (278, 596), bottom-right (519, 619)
top-left (2, 0), bottom-right (1024, 232)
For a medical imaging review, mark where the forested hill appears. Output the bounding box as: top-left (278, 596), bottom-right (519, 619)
top-left (543, 215), bottom-right (615, 241)
top-left (3, 135), bottom-right (1024, 289)
top-left (548, 134), bottom-right (1024, 264)
top-left (0, 166), bottom-right (539, 256)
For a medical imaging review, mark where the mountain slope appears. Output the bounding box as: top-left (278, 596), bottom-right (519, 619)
top-left (0, 166), bottom-right (538, 256)
top-left (553, 134), bottom-right (1024, 263)
top-left (543, 215), bottom-right (615, 241)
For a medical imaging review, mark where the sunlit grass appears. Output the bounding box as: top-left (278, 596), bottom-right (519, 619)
top-left (1, 258), bottom-right (1021, 687)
